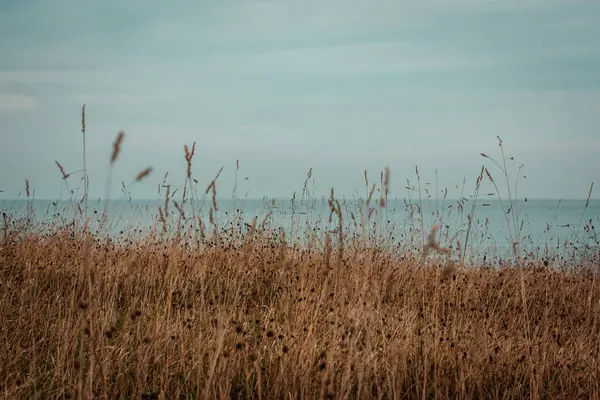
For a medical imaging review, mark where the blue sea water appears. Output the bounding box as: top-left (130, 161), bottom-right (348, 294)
top-left (1, 197), bottom-right (599, 263)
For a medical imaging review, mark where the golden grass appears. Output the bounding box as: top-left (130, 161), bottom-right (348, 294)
top-left (1, 226), bottom-right (599, 399)
top-left (1, 122), bottom-right (599, 399)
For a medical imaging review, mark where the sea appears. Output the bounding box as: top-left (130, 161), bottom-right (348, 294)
top-left (1, 197), bottom-right (599, 265)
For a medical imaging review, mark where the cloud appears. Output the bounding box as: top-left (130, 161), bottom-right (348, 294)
top-left (0, 94), bottom-right (36, 112)
top-left (0, 0), bottom-right (598, 199)
top-left (0, 69), bottom-right (107, 85)
top-left (202, 41), bottom-right (488, 79)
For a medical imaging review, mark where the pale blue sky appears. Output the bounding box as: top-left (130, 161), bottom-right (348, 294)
top-left (0, 0), bottom-right (599, 200)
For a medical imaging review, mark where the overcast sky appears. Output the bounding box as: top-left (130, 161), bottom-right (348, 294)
top-left (0, 0), bottom-right (599, 201)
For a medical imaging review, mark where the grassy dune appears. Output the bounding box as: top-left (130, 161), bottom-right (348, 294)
top-left (1, 118), bottom-right (599, 399)
top-left (1, 229), bottom-right (599, 399)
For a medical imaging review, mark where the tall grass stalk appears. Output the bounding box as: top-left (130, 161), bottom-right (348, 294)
top-left (81, 105), bottom-right (88, 234)
top-left (461, 166), bottom-right (485, 266)
top-left (481, 137), bottom-right (521, 263)
top-left (416, 166), bottom-right (425, 251)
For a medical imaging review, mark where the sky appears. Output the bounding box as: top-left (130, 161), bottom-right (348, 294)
top-left (0, 0), bottom-right (599, 201)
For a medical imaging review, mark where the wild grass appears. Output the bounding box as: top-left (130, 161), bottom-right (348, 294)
top-left (2, 224), bottom-right (600, 399)
top-left (0, 113), bottom-right (599, 399)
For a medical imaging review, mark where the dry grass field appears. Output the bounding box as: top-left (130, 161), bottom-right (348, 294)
top-left (2, 228), bottom-right (599, 399)
top-left (1, 115), bottom-right (599, 399)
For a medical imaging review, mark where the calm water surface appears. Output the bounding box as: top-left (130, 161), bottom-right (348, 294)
top-left (2, 197), bottom-right (599, 263)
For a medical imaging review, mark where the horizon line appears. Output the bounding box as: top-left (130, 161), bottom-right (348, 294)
top-left (0, 197), bottom-right (596, 202)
